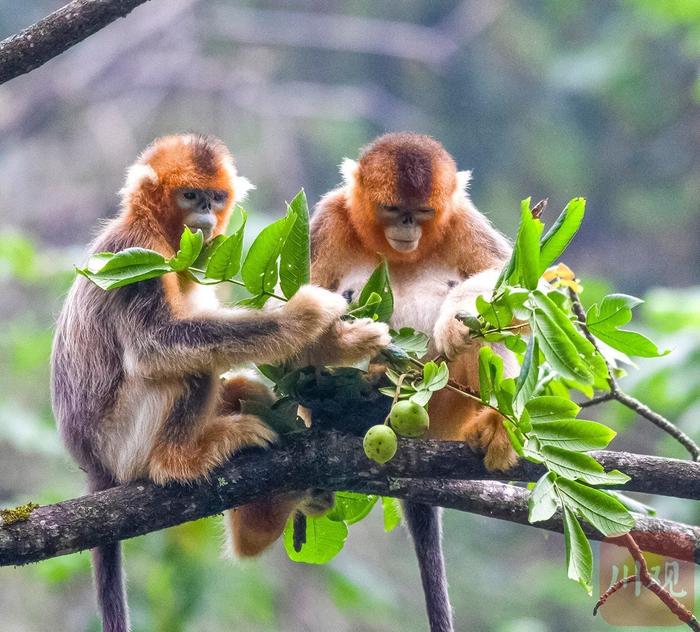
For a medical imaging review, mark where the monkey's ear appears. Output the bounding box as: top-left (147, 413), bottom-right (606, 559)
top-left (453, 170), bottom-right (472, 203)
top-left (233, 176), bottom-right (255, 203)
top-left (119, 163), bottom-right (159, 199)
top-left (340, 158), bottom-right (359, 190)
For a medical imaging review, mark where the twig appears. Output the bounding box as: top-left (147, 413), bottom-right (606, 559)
top-left (578, 392), bottom-right (615, 408)
top-left (0, 0), bottom-right (153, 85)
top-left (594, 533), bottom-right (700, 630)
top-left (568, 289), bottom-right (700, 461)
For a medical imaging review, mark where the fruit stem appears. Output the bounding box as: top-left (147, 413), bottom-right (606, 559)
top-left (385, 373), bottom-right (407, 424)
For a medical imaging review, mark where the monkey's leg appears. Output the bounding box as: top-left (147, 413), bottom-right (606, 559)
top-left (148, 412), bottom-right (276, 484)
top-left (216, 373), bottom-right (306, 557)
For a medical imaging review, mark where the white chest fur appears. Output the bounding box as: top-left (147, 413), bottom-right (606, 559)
top-left (336, 262), bottom-right (462, 335)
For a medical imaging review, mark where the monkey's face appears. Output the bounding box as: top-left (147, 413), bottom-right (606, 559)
top-left (376, 202), bottom-right (436, 252)
top-left (175, 188), bottom-right (230, 240)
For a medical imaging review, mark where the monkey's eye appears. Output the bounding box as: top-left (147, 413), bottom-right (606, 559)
top-left (418, 208), bottom-right (434, 214)
top-left (212, 192), bottom-right (227, 204)
top-left (183, 191), bottom-right (197, 200)
top-left (382, 205), bottom-right (400, 213)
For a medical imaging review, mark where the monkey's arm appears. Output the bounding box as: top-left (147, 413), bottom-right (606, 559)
top-left (127, 285), bottom-right (347, 376)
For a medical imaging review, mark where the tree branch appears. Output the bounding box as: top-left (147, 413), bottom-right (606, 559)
top-left (0, 0), bottom-right (152, 85)
top-left (568, 289), bottom-right (700, 461)
top-left (2, 431), bottom-right (700, 566)
top-left (370, 479), bottom-right (700, 566)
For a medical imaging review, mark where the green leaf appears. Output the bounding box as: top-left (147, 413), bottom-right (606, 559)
top-left (541, 446), bottom-right (630, 486)
top-left (608, 491), bottom-right (657, 517)
top-left (327, 492), bottom-right (378, 524)
top-left (283, 515), bottom-right (348, 564)
top-left (526, 396), bottom-right (581, 421)
top-left (169, 227), bottom-right (204, 271)
top-left (531, 419), bottom-right (617, 451)
top-left (531, 308), bottom-right (592, 384)
top-left (562, 506), bottom-right (593, 594)
top-left (587, 294), bottom-right (668, 358)
top-left (478, 346), bottom-right (501, 405)
top-left (502, 418), bottom-right (525, 455)
top-left (239, 397), bottom-right (303, 435)
top-left (514, 337), bottom-right (539, 416)
top-left (512, 200), bottom-right (544, 289)
top-left (280, 190), bottom-right (311, 298)
top-left (426, 361), bottom-right (449, 391)
top-left (193, 234), bottom-right (226, 270)
top-left (556, 478), bottom-right (635, 537)
top-left (205, 209), bottom-right (247, 280)
top-left (528, 471), bottom-right (559, 522)
top-left (381, 497), bottom-right (402, 532)
top-left (256, 363), bottom-right (287, 384)
top-left (241, 213), bottom-right (296, 299)
top-left (390, 327), bottom-right (429, 359)
top-left (76, 247), bottom-right (170, 290)
top-left (409, 389), bottom-right (433, 406)
top-left (539, 198), bottom-right (586, 273)
top-left (503, 333), bottom-right (527, 354)
top-left (476, 295), bottom-right (513, 329)
top-left (356, 259), bottom-right (394, 322)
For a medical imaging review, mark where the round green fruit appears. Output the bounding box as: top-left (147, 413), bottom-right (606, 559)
top-left (389, 400), bottom-right (430, 437)
top-left (363, 425), bottom-right (398, 464)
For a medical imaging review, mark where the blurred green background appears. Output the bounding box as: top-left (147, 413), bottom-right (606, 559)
top-left (0, 1), bottom-right (699, 630)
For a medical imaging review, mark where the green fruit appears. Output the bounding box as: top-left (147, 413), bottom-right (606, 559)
top-left (363, 425), bottom-right (398, 464)
top-left (389, 400), bottom-right (430, 437)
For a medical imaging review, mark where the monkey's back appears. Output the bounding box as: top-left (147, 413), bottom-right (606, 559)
top-left (50, 227), bottom-right (139, 474)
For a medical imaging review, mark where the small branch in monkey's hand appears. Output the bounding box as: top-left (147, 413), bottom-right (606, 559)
top-left (2, 431), bottom-right (700, 566)
top-left (568, 289), bottom-right (700, 461)
top-left (593, 533), bottom-right (700, 631)
top-left (0, 0), bottom-right (153, 85)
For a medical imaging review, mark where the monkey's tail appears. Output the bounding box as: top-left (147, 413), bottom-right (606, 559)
top-left (88, 472), bottom-right (129, 632)
top-left (402, 501), bottom-right (454, 632)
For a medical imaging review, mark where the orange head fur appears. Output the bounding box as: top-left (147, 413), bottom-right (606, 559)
top-left (118, 133), bottom-right (253, 252)
top-left (344, 132), bottom-right (463, 263)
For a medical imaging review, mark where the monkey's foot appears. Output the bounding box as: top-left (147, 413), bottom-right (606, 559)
top-left (148, 415), bottom-right (277, 484)
top-left (219, 370), bottom-right (275, 414)
top-left (298, 488), bottom-right (335, 516)
top-left (462, 410), bottom-right (518, 472)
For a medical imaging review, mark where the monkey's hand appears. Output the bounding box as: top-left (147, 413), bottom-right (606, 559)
top-left (300, 318), bottom-right (391, 366)
top-left (433, 269), bottom-right (501, 360)
top-left (433, 309), bottom-right (473, 361)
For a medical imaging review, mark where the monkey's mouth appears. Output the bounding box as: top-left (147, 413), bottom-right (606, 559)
top-left (185, 214), bottom-right (216, 238)
top-left (387, 238), bottom-right (419, 252)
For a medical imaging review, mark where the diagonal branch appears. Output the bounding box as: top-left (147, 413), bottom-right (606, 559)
top-left (0, 0), bottom-right (153, 85)
top-left (2, 431), bottom-right (700, 566)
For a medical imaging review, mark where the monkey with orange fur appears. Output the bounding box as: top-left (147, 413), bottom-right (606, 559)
top-left (310, 132), bottom-right (519, 632)
top-left (51, 133), bottom-right (388, 632)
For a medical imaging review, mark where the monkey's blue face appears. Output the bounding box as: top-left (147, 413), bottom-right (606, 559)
top-left (176, 188), bottom-right (230, 240)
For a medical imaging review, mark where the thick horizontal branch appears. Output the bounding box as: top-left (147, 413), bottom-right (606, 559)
top-left (0, 0), bottom-right (152, 85)
top-left (377, 479), bottom-right (700, 565)
top-left (1, 431), bottom-right (699, 566)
